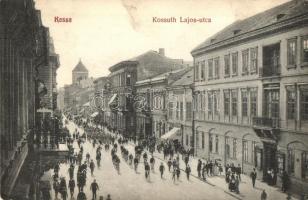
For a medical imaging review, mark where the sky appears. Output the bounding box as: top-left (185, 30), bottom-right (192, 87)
top-left (35, 0), bottom-right (289, 88)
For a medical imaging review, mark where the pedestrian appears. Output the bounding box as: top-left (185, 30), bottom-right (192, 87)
top-left (202, 163), bottom-right (207, 181)
top-left (235, 175), bottom-right (240, 194)
top-left (77, 191), bottom-right (87, 200)
top-left (167, 158), bottom-right (172, 172)
top-left (197, 159), bottom-right (202, 178)
top-left (236, 164), bottom-right (241, 181)
top-left (144, 162), bottom-right (150, 180)
top-left (250, 168), bottom-right (257, 188)
top-left (90, 179), bottom-right (99, 200)
top-left (172, 168), bottom-right (176, 183)
top-left (86, 152), bottom-right (90, 162)
top-left (176, 166), bottom-right (181, 180)
top-left (159, 162), bottom-right (165, 178)
top-left (261, 190), bottom-right (267, 200)
top-left (68, 178), bottom-right (75, 198)
top-left (185, 164), bottom-right (191, 180)
top-left (53, 178), bottom-right (60, 199)
top-left (134, 157), bottom-right (139, 172)
top-left (90, 159), bottom-right (95, 175)
top-left (281, 171), bottom-right (289, 192)
top-left (150, 156), bottom-right (155, 172)
top-left (106, 194), bottom-right (112, 200)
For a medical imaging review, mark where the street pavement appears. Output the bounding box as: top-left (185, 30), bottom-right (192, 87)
top-left (45, 120), bottom-right (234, 200)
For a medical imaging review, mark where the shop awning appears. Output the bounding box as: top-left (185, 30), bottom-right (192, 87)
top-left (83, 102), bottom-right (90, 107)
top-left (161, 127), bottom-right (180, 140)
top-left (108, 94), bottom-right (117, 105)
top-left (90, 112), bottom-right (99, 117)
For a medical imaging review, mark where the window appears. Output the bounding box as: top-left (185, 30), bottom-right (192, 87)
top-left (208, 92), bottom-right (213, 117)
top-left (242, 49), bottom-right (249, 75)
top-left (126, 74), bottom-right (131, 85)
top-left (215, 135), bottom-right (219, 153)
top-left (243, 140), bottom-right (248, 162)
top-left (202, 132), bottom-right (205, 149)
top-left (287, 38), bottom-right (297, 66)
top-left (208, 59), bottom-right (213, 80)
top-left (302, 36), bottom-right (308, 63)
top-left (209, 134), bottom-right (213, 152)
top-left (232, 52), bottom-right (238, 75)
top-left (224, 54), bottom-right (230, 77)
top-left (196, 132), bottom-right (199, 148)
top-left (168, 102), bottom-right (174, 119)
top-left (195, 62), bottom-right (199, 81)
top-left (201, 61), bottom-right (205, 80)
top-left (231, 89), bottom-right (238, 116)
top-left (288, 148), bottom-right (295, 174)
top-left (252, 141), bottom-right (256, 164)
top-left (186, 102), bottom-right (192, 120)
top-left (214, 57), bottom-right (220, 79)
top-left (300, 89), bottom-right (308, 120)
top-left (226, 137), bottom-right (230, 158)
top-left (180, 102), bottom-right (184, 121)
top-left (265, 90), bottom-right (280, 119)
top-left (233, 138), bottom-right (237, 158)
top-left (224, 90), bottom-right (230, 116)
top-left (250, 89), bottom-right (257, 117)
top-left (287, 87), bottom-right (296, 120)
top-left (242, 90), bottom-right (248, 117)
top-left (277, 153), bottom-right (285, 175)
top-left (250, 47), bottom-right (258, 73)
top-left (214, 91), bottom-right (219, 115)
top-left (186, 134), bottom-right (189, 146)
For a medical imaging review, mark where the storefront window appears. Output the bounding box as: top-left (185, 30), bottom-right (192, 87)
top-left (209, 134), bottom-right (212, 152)
top-left (243, 140), bottom-right (248, 162)
top-left (215, 135), bottom-right (219, 154)
top-left (226, 137), bottom-right (230, 158)
top-left (277, 153), bottom-right (285, 175)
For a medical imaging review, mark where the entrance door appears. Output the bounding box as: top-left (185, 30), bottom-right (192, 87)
top-left (263, 142), bottom-right (277, 185)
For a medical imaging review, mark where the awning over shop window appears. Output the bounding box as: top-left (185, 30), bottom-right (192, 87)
top-left (161, 127), bottom-right (180, 140)
top-left (90, 112), bottom-right (99, 117)
top-left (83, 102), bottom-right (90, 107)
top-left (108, 94), bottom-right (117, 105)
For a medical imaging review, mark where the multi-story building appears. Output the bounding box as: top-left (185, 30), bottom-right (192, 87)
top-left (106, 49), bottom-right (187, 139)
top-left (0, 0), bottom-right (60, 198)
top-left (166, 67), bottom-right (194, 150)
top-left (72, 59), bottom-right (89, 85)
top-left (191, 0), bottom-right (308, 193)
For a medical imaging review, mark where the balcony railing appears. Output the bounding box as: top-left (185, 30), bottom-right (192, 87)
top-left (260, 64), bottom-right (281, 77)
top-left (252, 117), bottom-right (280, 128)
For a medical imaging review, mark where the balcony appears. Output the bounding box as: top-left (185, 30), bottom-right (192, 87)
top-left (252, 117), bottom-right (280, 128)
top-left (260, 64), bottom-right (281, 77)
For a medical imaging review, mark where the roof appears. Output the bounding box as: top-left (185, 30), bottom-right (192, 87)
top-left (170, 67), bottom-right (194, 87)
top-left (192, 0), bottom-right (308, 54)
top-left (73, 59), bottom-right (88, 72)
top-left (129, 50), bottom-right (187, 81)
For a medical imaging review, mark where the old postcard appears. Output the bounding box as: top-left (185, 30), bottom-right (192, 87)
top-left (1, 0), bottom-right (308, 199)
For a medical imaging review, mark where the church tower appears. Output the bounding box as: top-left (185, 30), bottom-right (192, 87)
top-left (72, 59), bottom-right (88, 85)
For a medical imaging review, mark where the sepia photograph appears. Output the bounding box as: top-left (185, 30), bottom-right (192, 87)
top-left (1, 0), bottom-right (308, 199)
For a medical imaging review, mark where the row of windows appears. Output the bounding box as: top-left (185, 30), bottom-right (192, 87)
top-left (193, 88), bottom-right (258, 119)
top-left (194, 35), bottom-right (308, 82)
top-left (168, 100), bottom-right (192, 121)
top-left (111, 72), bottom-right (131, 87)
top-left (286, 86), bottom-right (308, 120)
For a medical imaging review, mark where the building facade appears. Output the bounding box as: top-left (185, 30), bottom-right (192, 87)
top-left (191, 0), bottom-right (308, 194)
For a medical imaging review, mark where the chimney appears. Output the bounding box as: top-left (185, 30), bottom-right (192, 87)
top-left (159, 48), bottom-right (165, 56)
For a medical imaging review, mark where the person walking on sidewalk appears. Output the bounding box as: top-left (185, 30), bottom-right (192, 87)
top-left (90, 179), bottom-right (99, 200)
top-left (261, 190), bottom-right (267, 200)
top-left (185, 164), bottom-right (191, 180)
top-left (90, 159), bottom-right (95, 176)
top-left (68, 178), bottom-right (75, 198)
top-left (197, 159), bottom-right (202, 178)
top-left (159, 162), bottom-right (165, 179)
top-left (176, 166), bottom-right (181, 181)
top-left (150, 156), bottom-right (155, 172)
top-left (172, 168), bottom-right (176, 183)
top-left (167, 158), bottom-right (172, 172)
top-left (250, 168), bottom-right (257, 188)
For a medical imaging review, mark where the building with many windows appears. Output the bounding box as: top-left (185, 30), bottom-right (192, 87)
top-left (191, 0), bottom-right (308, 194)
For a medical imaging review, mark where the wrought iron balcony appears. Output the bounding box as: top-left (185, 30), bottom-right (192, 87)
top-left (252, 117), bottom-right (280, 128)
top-left (259, 64), bottom-right (281, 77)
